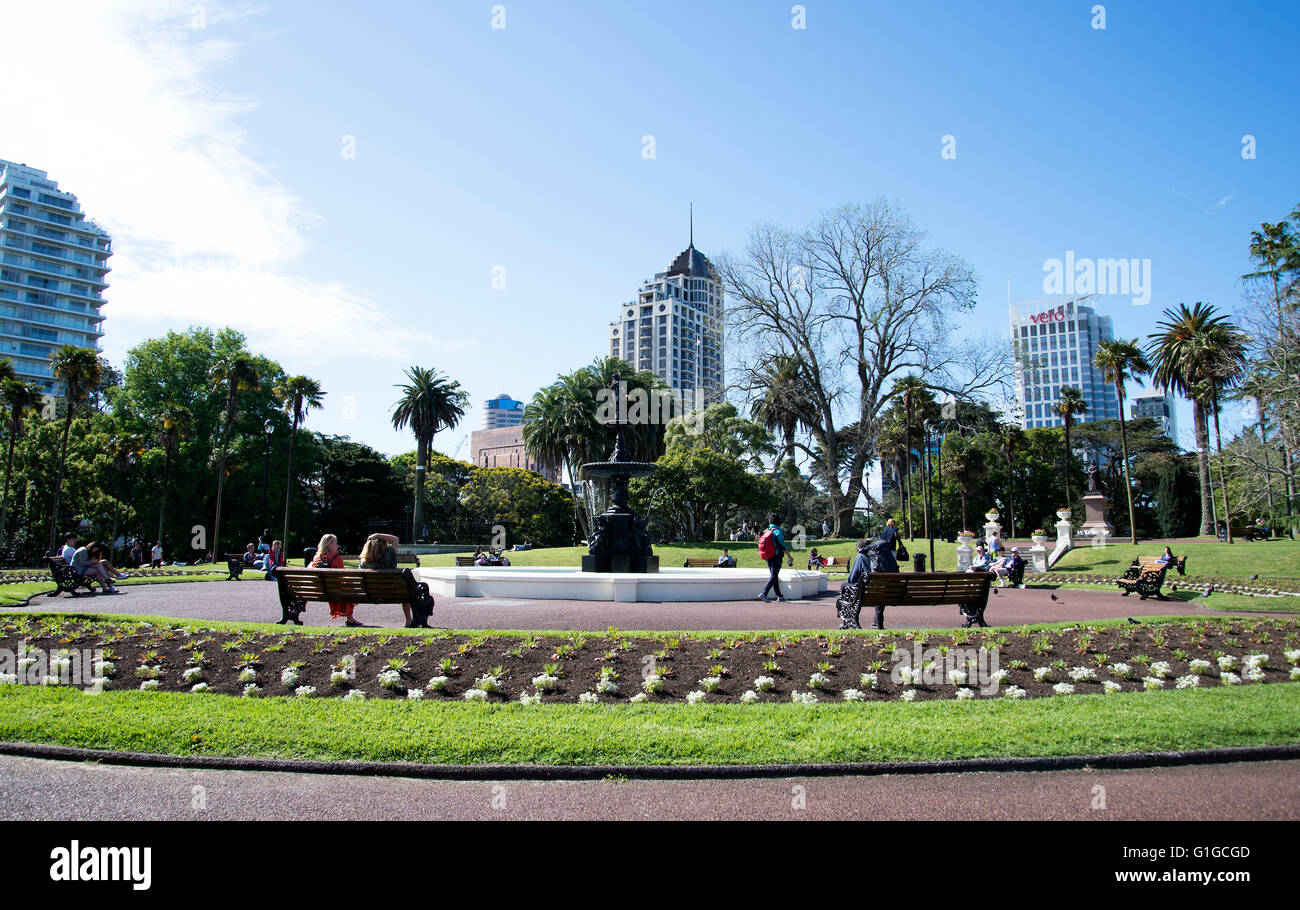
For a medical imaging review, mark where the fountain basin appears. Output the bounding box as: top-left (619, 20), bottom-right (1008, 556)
top-left (416, 566), bottom-right (829, 603)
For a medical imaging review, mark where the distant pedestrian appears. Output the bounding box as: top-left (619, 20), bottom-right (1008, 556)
top-left (756, 513), bottom-right (789, 603)
top-left (150, 541), bottom-right (163, 568)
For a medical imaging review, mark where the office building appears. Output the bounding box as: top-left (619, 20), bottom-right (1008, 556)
top-left (469, 426), bottom-right (562, 484)
top-left (607, 227), bottom-right (724, 407)
top-left (0, 160), bottom-right (111, 394)
top-left (1011, 296), bottom-right (1119, 429)
top-left (483, 393), bottom-right (525, 429)
top-left (1130, 389), bottom-right (1178, 441)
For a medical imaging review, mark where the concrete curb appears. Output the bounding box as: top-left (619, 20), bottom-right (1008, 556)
top-left (1, 740), bottom-right (1297, 781)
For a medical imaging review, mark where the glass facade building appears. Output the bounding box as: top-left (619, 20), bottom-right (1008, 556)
top-left (1011, 296), bottom-right (1119, 430)
top-left (0, 160), bottom-right (110, 394)
top-left (482, 393), bottom-right (525, 429)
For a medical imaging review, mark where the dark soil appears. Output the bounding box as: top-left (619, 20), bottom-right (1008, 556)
top-left (3, 615), bottom-right (1297, 703)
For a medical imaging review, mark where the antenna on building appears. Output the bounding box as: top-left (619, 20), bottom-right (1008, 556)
top-left (689, 202), bottom-right (694, 248)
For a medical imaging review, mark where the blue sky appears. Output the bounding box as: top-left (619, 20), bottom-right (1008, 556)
top-left (7, 0), bottom-right (1298, 463)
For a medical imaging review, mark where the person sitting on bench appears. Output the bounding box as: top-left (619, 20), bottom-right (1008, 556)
top-left (70, 541), bottom-right (118, 593)
top-left (807, 547), bottom-right (826, 570)
top-left (992, 547), bottom-right (1026, 588)
top-left (968, 544), bottom-right (991, 572)
top-left (359, 532), bottom-right (410, 626)
top-left (242, 544), bottom-right (257, 566)
top-left (262, 540), bottom-right (284, 579)
top-left (1156, 546), bottom-right (1175, 565)
top-left (311, 533), bottom-right (359, 626)
top-left (717, 548), bottom-right (737, 568)
top-left (88, 541), bottom-right (131, 583)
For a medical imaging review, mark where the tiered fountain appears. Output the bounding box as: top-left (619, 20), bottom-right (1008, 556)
top-left (579, 390), bottom-right (659, 574)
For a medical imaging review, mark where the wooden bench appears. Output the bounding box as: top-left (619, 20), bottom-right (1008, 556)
top-left (836, 571), bottom-right (995, 630)
top-left (272, 567), bottom-right (435, 627)
top-left (225, 553), bottom-right (250, 580)
top-left (44, 555), bottom-right (100, 597)
top-left (1116, 556), bottom-right (1184, 600)
top-left (684, 557), bottom-right (734, 568)
top-left (814, 556), bottom-right (850, 574)
top-left (454, 556), bottom-right (477, 567)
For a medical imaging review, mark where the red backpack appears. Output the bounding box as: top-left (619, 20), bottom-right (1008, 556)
top-left (758, 528), bottom-right (777, 560)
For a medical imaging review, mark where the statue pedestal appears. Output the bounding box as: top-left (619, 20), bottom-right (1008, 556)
top-left (1049, 517), bottom-right (1073, 568)
top-left (1029, 536), bottom-right (1049, 573)
top-left (955, 541), bottom-right (973, 571)
top-left (1078, 492), bottom-right (1115, 538)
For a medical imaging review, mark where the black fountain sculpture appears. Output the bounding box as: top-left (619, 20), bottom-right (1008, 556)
top-left (580, 379), bottom-right (659, 574)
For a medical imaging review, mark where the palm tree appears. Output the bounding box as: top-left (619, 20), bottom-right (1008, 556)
top-left (941, 434), bottom-right (988, 533)
top-left (210, 353), bottom-right (261, 561)
top-left (156, 405), bottom-right (191, 546)
top-left (1054, 386), bottom-right (1088, 512)
top-left (47, 345), bottom-right (105, 552)
top-left (996, 423), bottom-right (1027, 539)
top-left (391, 367), bottom-right (468, 542)
top-left (523, 372), bottom-right (602, 539)
top-left (108, 431), bottom-right (145, 559)
top-left (1094, 339), bottom-right (1152, 545)
top-left (877, 416), bottom-right (912, 526)
top-left (273, 376), bottom-right (325, 549)
top-left (1148, 303), bottom-right (1244, 538)
top-left (0, 378), bottom-right (39, 545)
top-left (750, 354), bottom-right (807, 476)
top-left (891, 374), bottom-right (932, 540)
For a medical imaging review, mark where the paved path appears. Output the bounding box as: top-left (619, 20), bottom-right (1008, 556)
top-left (0, 754), bottom-right (1294, 820)
top-left (8, 577), bottom-right (1272, 630)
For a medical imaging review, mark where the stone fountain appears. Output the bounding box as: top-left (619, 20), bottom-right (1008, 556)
top-left (579, 385), bottom-right (659, 574)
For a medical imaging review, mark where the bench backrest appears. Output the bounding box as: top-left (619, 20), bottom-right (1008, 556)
top-left (275, 567), bottom-right (417, 604)
top-left (454, 556), bottom-right (477, 566)
top-left (685, 557), bottom-right (723, 568)
top-left (858, 571), bottom-right (993, 606)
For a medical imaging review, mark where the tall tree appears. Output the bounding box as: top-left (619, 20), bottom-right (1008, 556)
top-left (0, 377), bottom-right (39, 545)
top-left (210, 353), bottom-right (261, 560)
top-left (1054, 386), bottom-right (1088, 511)
top-left (1148, 303), bottom-right (1244, 538)
top-left (996, 423), bottom-right (1027, 538)
top-left (274, 376), bottom-right (325, 549)
top-left (391, 366), bottom-right (468, 542)
top-left (1094, 339), bottom-right (1151, 545)
top-left (941, 433), bottom-right (989, 534)
top-left (892, 374), bottom-right (933, 540)
top-left (47, 345), bottom-right (105, 552)
top-left (156, 405), bottom-right (190, 548)
top-left (749, 354), bottom-right (809, 476)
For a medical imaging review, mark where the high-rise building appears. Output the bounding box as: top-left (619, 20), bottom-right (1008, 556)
top-left (482, 393), bottom-right (525, 429)
top-left (1130, 389), bottom-right (1178, 442)
top-left (0, 160), bottom-right (111, 394)
top-left (607, 226), bottom-right (724, 407)
top-left (1011, 296), bottom-right (1119, 429)
top-left (469, 426), bottom-right (562, 484)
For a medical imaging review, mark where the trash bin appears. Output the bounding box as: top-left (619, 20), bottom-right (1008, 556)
top-left (303, 546), bottom-right (317, 567)
top-left (912, 552), bottom-right (927, 573)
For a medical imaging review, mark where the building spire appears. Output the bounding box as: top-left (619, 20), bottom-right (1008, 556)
top-left (689, 202), bottom-right (693, 248)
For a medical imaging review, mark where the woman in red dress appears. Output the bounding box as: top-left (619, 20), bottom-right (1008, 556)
top-left (311, 533), bottom-right (359, 625)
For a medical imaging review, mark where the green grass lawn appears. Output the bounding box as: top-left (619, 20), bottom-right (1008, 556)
top-left (0, 570), bottom-right (226, 607)
top-left (1, 683), bottom-right (1295, 766)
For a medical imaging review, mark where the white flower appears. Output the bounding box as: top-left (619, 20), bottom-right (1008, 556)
top-left (579, 691), bottom-right (600, 704)
top-left (629, 692), bottom-right (649, 704)
top-left (956, 687), bottom-right (975, 700)
top-left (685, 690), bottom-right (706, 704)
top-left (330, 670), bottom-right (350, 687)
top-left (239, 667), bottom-right (258, 684)
top-left (699, 676), bottom-right (721, 693)
top-left (859, 672), bottom-right (878, 689)
top-left (1142, 677), bottom-right (1164, 690)
top-left (1052, 682), bottom-right (1075, 695)
top-left (518, 691), bottom-right (541, 705)
top-left (808, 672), bottom-right (830, 690)
top-left (190, 682), bottom-right (210, 693)
top-left (596, 678), bottom-right (618, 695)
top-left (93, 661), bottom-right (116, 678)
top-left (899, 689), bottom-right (916, 702)
top-left (280, 667), bottom-right (300, 688)
top-left (474, 675), bottom-right (503, 694)
top-left (427, 676), bottom-right (449, 691)
top-left (0, 673), bottom-right (16, 685)
top-left (1102, 680), bottom-right (1122, 693)
top-left (136, 665), bottom-right (161, 680)
top-left (1068, 666), bottom-right (1096, 682)
top-left (1284, 649), bottom-right (1300, 665)
top-left (991, 669), bottom-right (1010, 685)
top-left (897, 666), bottom-right (920, 686)
top-left (1149, 661), bottom-right (1172, 679)
top-left (1109, 663), bottom-right (1132, 679)
top-left (16, 657), bottom-right (36, 672)
top-left (1174, 675), bottom-right (1199, 689)
top-left (48, 657), bottom-right (71, 675)
top-left (1244, 653), bottom-right (1269, 669)
top-left (1003, 685), bottom-right (1027, 699)
top-left (406, 688), bottom-right (424, 700)
top-left (947, 669), bottom-right (968, 686)
top-left (642, 674), bottom-right (664, 694)
top-left (754, 675), bottom-right (776, 692)
top-left (531, 673), bottom-right (560, 692)
top-left (139, 680), bottom-right (160, 690)
top-left (1289, 667), bottom-right (1300, 681)
top-left (378, 669), bottom-right (403, 690)
top-left (84, 678), bottom-right (106, 695)
top-left (242, 684), bottom-right (261, 697)
top-left (1217, 655), bottom-right (1237, 671)
top-left (295, 686), bottom-right (317, 698)
top-left (343, 689), bottom-right (366, 702)
top-left (181, 667), bottom-right (203, 684)
top-left (791, 690), bottom-right (818, 704)
top-left (842, 688), bottom-right (866, 702)
top-left (1188, 659), bottom-right (1211, 675)
top-left (1242, 665), bottom-right (1266, 683)
top-left (740, 690), bottom-right (760, 704)
top-left (463, 688), bottom-right (488, 701)
top-left (1033, 667), bottom-right (1052, 682)
top-left (1220, 672), bottom-right (1241, 686)
top-left (41, 675), bottom-right (61, 686)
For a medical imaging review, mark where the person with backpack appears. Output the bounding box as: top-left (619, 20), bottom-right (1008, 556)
top-left (756, 513), bottom-right (789, 603)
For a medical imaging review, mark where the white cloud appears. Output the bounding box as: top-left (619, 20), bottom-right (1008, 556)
top-left (0, 0), bottom-right (453, 364)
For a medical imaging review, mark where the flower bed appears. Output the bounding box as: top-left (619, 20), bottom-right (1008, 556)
top-left (0, 567), bottom-right (224, 586)
top-left (3, 615), bottom-right (1296, 705)
top-left (1046, 573), bottom-right (1300, 597)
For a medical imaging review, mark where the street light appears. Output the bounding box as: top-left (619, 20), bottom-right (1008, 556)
top-left (261, 420), bottom-right (275, 534)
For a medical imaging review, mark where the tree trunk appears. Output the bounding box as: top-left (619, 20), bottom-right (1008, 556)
top-left (48, 411), bottom-right (74, 554)
top-left (212, 406), bottom-right (235, 562)
top-left (1212, 386), bottom-right (1233, 544)
top-left (1004, 452), bottom-right (1016, 540)
top-left (1062, 421), bottom-right (1072, 511)
top-left (281, 416), bottom-right (300, 550)
top-left (413, 436), bottom-right (427, 543)
top-left (158, 446), bottom-right (172, 545)
top-left (960, 490), bottom-right (968, 535)
top-left (0, 425), bottom-right (16, 545)
top-left (1193, 402), bottom-right (1214, 536)
top-left (1116, 386), bottom-right (1138, 545)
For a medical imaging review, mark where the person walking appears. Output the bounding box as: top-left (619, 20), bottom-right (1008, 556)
top-left (756, 512), bottom-right (789, 602)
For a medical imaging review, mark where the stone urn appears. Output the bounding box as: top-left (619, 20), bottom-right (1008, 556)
top-left (1056, 508), bottom-right (1072, 522)
top-left (1031, 530), bottom-right (1048, 546)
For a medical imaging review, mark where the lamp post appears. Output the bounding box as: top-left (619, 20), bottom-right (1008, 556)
top-left (260, 419), bottom-right (274, 534)
top-left (923, 419), bottom-right (935, 571)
